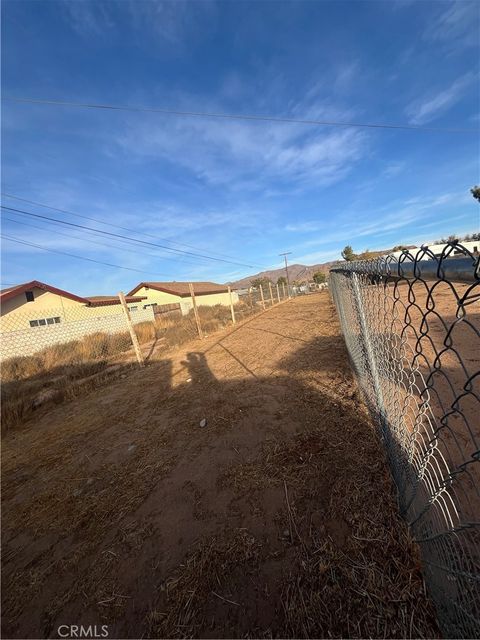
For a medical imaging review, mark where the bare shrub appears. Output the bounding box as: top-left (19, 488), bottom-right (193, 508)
top-left (134, 321), bottom-right (157, 344)
top-left (1, 355), bottom-right (45, 382)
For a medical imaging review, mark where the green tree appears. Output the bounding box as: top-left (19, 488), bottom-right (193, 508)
top-left (277, 276), bottom-right (287, 286)
top-left (313, 271), bottom-right (326, 284)
top-left (471, 185), bottom-right (480, 202)
top-left (341, 245), bottom-right (356, 261)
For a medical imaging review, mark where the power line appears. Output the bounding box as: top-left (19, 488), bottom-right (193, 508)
top-left (0, 205), bottom-right (259, 269)
top-left (1, 214), bottom-right (222, 268)
top-left (3, 96), bottom-right (477, 134)
top-left (1, 234), bottom-right (173, 277)
top-left (2, 216), bottom-right (197, 267)
top-left (1, 192), bottom-right (261, 266)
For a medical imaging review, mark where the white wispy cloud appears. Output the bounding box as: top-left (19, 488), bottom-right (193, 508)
top-left (405, 72), bottom-right (476, 125)
top-left (61, 1), bottom-right (115, 37)
top-left (423, 1), bottom-right (479, 52)
top-left (114, 102), bottom-right (368, 192)
top-left (382, 162), bottom-right (405, 178)
top-left (286, 190), bottom-right (474, 256)
top-left (61, 0), bottom-right (215, 44)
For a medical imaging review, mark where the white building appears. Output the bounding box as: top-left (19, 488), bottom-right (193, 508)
top-left (388, 240), bottom-right (479, 261)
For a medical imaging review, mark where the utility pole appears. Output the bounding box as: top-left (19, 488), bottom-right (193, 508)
top-left (279, 252), bottom-right (292, 297)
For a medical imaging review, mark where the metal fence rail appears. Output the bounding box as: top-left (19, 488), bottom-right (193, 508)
top-left (329, 242), bottom-right (480, 638)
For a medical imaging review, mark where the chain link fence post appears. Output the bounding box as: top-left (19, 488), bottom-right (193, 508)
top-left (119, 292), bottom-right (144, 367)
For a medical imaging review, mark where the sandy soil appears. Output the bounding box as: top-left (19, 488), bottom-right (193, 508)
top-left (1, 293), bottom-right (439, 639)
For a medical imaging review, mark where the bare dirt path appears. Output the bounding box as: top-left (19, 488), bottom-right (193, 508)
top-left (2, 293), bottom-right (439, 639)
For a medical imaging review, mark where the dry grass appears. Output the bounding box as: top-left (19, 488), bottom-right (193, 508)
top-left (2, 426), bottom-right (177, 635)
top-left (148, 530), bottom-right (263, 639)
top-left (151, 417), bottom-right (440, 638)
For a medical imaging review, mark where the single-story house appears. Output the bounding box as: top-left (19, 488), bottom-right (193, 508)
top-left (0, 280), bottom-right (146, 332)
top-left (127, 281), bottom-right (238, 316)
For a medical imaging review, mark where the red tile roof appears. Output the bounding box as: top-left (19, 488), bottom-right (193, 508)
top-left (128, 281), bottom-right (229, 297)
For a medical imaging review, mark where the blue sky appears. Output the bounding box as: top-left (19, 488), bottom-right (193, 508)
top-left (1, 0), bottom-right (479, 295)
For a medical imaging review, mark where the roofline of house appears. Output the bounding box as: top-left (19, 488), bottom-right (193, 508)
top-left (86, 296), bottom-right (147, 307)
top-left (0, 281), bottom-right (147, 308)
top-left (127, 282), bottom-right (229, 297)
top-left (0, 280), bottom-right (88, 304)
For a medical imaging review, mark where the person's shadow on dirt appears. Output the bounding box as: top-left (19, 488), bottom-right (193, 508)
top-left (181, 351), bottom-right (218, 387)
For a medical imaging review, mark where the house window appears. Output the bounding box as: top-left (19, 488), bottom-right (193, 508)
top-left (29, 316), bottom-right (61, 328)
top-left (143, 303), bottom-right (157, 309)
top-left (128, 306), bottom-right (138, 312)
top-left (25, 291), bottom-right (34, 302)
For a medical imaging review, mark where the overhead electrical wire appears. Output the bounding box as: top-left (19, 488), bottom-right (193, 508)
top-left (0, 205), bottom-right (259, 269)
top-left (1, 216), bottom-right (203, 267)
top-left (3, 96), bottom-right (477, 133)
top-left (1, 234), bottom-right (174, 277)
top-left (2, 214), bottom-right (225, 268)
top-left (1, 192), bottom-right (262, 266)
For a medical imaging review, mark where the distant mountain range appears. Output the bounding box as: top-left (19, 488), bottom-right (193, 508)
top-left (229, 260), bottom-right (340, 289)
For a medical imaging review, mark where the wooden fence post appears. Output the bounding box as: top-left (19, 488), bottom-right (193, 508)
top-left (188, 282), bottom-right (204, 339)
top-left (282, 282), bottom-right (287, 300)
top-left (276, 283), bottom-right (281, 303)
top-left (228, 285), bottom-right (236, 324)
top-left (118, 292), bottom-right (144, 367)
top-left (268, 282), bottom-right (274, 306)
top-left (259, 285), bottom-right (266, 310)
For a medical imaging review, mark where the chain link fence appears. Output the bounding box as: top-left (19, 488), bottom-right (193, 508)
top-left (329, 242), bottom-right (480, 638)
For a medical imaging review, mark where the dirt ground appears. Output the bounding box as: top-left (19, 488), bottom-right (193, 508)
top-left (1, 293), bottom-right (440, 639)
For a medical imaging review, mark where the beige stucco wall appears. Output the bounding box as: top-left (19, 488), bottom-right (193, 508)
top-left (133, 287), bottom-right (183, 307)
top-left (1, 288), bottom-right (84, 316)
top-left (0, 288), bottom-right (142, 332)
top-left (134, 286), bottom-right (238, 315)
top-left (180, 291), bottom-right (238, 314)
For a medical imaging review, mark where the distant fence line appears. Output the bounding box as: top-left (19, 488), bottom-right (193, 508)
top-left (329, 242), bottom-right (480, 638)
